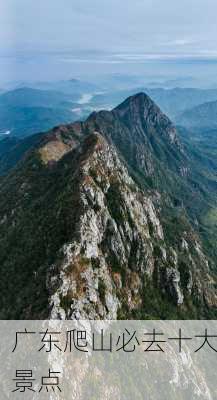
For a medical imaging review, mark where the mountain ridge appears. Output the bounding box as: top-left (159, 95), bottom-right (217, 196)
top-left (0, 92), bottom-right (217, 319)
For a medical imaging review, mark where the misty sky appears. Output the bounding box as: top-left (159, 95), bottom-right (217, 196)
top-left (1, 0), bottom-right (217, 84)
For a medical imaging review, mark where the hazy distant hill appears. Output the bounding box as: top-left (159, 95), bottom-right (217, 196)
top-left (176, 100), bottom-right (217, 130)
top-left (29, 78), bottom-right (100, 97)
top-left (0, 105), bottom-right (79, 137)
top-left (0, 87), bottom-right (85, 138)
top-left (3, 84), bottom-right (217, 140)
top-left (0, 87), bottom-right (76, 108)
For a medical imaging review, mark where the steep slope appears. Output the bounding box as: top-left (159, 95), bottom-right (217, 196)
top-left (0, 92), bottom-right (186, 180)
top-left (86, 93), bottom-right (187, 188)
top-left (1, 92), bottom-right (216, 222)
top-left (85, 92), bottom-right (215, 224)
top-left (0, 133), bottom-right (45, 175)
top-left (177, 99), bottom-right (217, 130)
top-left (84, 94), bottom-right (217, 304)
top-left (0, 94), bottom-right (217, 319)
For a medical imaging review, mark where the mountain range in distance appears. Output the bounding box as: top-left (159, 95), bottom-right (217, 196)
top-left (1, 92), bottom-right (217, 319)
top-left (176, 99), bottom-right (217, 130)
top-left (2, 78), bottom-right (217, 140)
top-left (0, 81), bottom-right (101, 138)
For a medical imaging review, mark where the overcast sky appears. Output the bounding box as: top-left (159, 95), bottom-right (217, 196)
top-left (1, 0), bottom-right (217, 58)
top-left (0, 0), bottom-right (217, 84)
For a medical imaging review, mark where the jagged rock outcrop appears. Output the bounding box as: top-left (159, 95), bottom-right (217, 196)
top-left (47, 132), bottom-right (164, 319)
top-left (45, 132), bottom-right (215, 319)
top-left (85, 93), bottom-right (186, 182)
top-left (0, 93), bottom-right (216, 319)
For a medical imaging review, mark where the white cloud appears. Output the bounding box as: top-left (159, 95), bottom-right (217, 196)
top-left (163, 39), bottom-right (196, 47)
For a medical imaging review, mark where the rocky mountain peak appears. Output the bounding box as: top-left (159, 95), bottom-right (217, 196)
top-left (0, 93), bottom-right (216, 319)
top-left (114, 92), bottom-right (158, 114)
top-left (113, 92), bottom-right (181, 147)
top-left (84, 92), bottom-right (185, 183)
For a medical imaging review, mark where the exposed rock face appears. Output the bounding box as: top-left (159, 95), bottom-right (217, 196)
top-left (85, 93), bottom-right (186, 182)
top-left (113, 93), bottom-right (181, 147)
top-left (44, 133), bottom-right (215, 319)
top-left (47, 132), bottom-right (165, 319)
top-left (163, 268), bottom-right (184, 305)
top-left (0, 93), bottom-right (216, 319)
